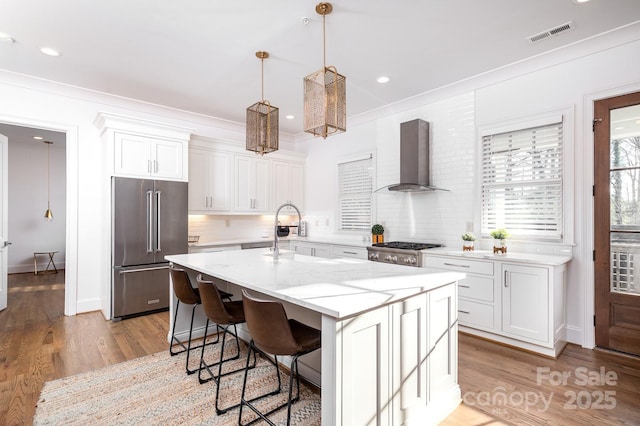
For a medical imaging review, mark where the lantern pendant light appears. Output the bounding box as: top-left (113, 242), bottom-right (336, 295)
top-left (246, 51), bottom-right (279, 155)
top-left (303, 2), bottom-right (346, 139)
top-left (43, 140), bottom-right (53, 221)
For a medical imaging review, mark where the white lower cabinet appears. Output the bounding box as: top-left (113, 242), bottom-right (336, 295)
top-left (331, 245), bottom-right (367, 260)
top-left (289, 241), bottom-right (331, 258)
top-left (424, 254), bottom-right (569, 358)
top-left (336, 283), bottom-right (459, 425)
top-left (502, 264), bottom-right (549, 343)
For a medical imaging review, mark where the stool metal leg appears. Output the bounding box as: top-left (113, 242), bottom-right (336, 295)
top-left (198, 321), bottom-right (256, 415)
top-left (169, 300), bottom-right (220, 374)
top-left (239, 344), bottom-right (312, 426)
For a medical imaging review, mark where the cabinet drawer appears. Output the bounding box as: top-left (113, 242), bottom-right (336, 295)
top-left (425, 256), bottom-right (494, 275)
top-left (458, 275), bottom-right (494, 302)
top-left (331, 245), bottom-right (367, 260)
top-left (458, 299), bottom-right (494, 330)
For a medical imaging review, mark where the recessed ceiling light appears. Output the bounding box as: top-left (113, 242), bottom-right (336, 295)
top-left (0, 32), bottom-right (15, 43)
top-left (286, 115), bottom-right (295, 120)
top-left (573, 0), bottom-right (590, 3)
top-left (33, 136), bottom-right (43, 140)
top-left (376, 76), bottom-right (390, 84)
top-left (40, 47), bottom-right (60, 57)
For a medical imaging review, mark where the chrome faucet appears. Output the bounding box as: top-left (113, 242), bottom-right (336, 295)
top-left (273, 203), bottom-right (301, 260)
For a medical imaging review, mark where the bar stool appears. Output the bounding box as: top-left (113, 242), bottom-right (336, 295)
top-left (196, 274), bottom-right (257, 415)
top-left (239, 289), bottom-right (321, 426)
top-left (169, 264), bottom-right (232, 375)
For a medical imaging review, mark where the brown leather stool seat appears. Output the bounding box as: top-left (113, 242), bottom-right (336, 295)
top-left (197, 275), bottom-right (256, 415)
top-left (239, 289), bottom-right (321, 426)
top-left (169, 264), bottom-right (232, 375)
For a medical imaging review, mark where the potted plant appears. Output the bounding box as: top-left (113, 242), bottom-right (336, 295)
top-left (461, 232), bottom-right (476, 251)
top-left (490, 228), bottom-right (509, 253)
top-left (371, 224), bottom-right (384, 244)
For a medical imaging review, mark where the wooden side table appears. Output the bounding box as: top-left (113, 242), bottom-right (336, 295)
top-left (33, 250), bottom-right (59, 274)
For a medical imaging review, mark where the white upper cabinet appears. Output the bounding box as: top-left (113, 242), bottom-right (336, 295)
top-left (235, 155), bottom-right (270, 212)
top-left (114, 133), bottom-right (185, 180)
top-left (95, 112), bottom-right (191, 182)
top-left (187, 135), bottom-right (306, 215)
top-left (189, 148), bottom-right (232, 212)
top-left (271, 160), bottom-right (305, 213)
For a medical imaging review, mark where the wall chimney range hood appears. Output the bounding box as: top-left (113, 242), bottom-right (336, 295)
top-left (375, 119), bottom-right (448, 192)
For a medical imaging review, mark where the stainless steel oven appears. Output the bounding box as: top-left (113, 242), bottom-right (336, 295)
top-left (366, 241), bottom-right (443, 267)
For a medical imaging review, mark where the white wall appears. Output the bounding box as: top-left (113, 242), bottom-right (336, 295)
top-left (0, 71), bottom-right (298, 316)
top-left (8, 136), bottom-right (66, 273)
top-left (298, 29), bottom-right (640, 348)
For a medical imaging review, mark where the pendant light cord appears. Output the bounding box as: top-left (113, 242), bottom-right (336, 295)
top-left (261, 56), bottom-right (264, 102)
top-left (47, 142), bottom-right (51, 209)
top-left (322, 11), bottom-right (326, 69)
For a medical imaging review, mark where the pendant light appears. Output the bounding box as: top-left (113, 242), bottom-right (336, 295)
top-left (303, 2), bottom-right (346, 139)
top-left (246, 51), bottom-right (279, 155)
top-left (43, 140), bottom-right (53, 221)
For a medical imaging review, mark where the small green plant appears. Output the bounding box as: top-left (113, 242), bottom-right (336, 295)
top-left (461, 232), bottom-right (476, 241)
top-left (371, 224), bottom-right (384, 235)
top-left (490, 228), bottom-right (509, 240)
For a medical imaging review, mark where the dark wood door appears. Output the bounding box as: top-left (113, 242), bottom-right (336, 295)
top-left (594, 91), bottom-right (640, 356)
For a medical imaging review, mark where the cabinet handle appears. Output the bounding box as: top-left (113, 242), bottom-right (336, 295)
top-left (444, 262), bottom-right (470, 268)
top-left (458, 310), bottom-right (470, 314)
top-left (504, 270), bottom-right (508, 287)
top-left (458, 284), bottom-right (470, 288)
top-left (154, 160), bottom-right (158, 173)
top-left (147, 160), bottom-right (152, 173)
top-left (344, 251), bottom-right (357, 255)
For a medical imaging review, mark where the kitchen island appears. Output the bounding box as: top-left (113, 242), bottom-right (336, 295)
top-left (166, 248), bottom-right (464, 425)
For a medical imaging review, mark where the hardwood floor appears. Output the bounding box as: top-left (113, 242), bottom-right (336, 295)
top-left (1, 272), bottom-right (639, 425)
top-left (443, 333), bottom-right (640, 425)
top-left (0, 272), bottom-right (169, 425)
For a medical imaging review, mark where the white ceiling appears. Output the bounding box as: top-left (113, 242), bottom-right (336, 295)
top-left (1, 0), bottom-right (640, 135)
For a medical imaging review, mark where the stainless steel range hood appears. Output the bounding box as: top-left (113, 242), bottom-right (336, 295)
top-left (375, 118), bottom-right (447, 192)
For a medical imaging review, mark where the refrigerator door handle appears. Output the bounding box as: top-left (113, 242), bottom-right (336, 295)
top-left (118, 265), bottom-right (169, 274)
top-left (155, 190), bottom-right (162, 252)
top-left (146, 190), bottom-right (153, 253)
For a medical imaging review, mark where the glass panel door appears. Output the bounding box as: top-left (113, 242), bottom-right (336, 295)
top-left (610, 104), bottom-right (640, 295)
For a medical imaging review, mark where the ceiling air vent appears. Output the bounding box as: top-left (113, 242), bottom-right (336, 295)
top-left (527, 21), bottom-right (574, 43)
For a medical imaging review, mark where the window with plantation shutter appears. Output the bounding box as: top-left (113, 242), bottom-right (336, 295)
top-left (481, 119), bottom-right (563, 240)
top-left (338, 155), bottom-right (373, 231)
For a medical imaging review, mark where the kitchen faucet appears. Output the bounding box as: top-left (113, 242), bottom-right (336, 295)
top-left (273, 203), bottom-right (301, 260)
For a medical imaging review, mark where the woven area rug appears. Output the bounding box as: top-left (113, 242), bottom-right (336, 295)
top-left (34, 340), bottom-right (321, 425)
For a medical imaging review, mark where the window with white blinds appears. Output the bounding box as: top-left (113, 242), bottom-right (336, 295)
top-left (338, 155), bottom-right (373, 231)
top-left (481, 120), bottom-right (563, 240)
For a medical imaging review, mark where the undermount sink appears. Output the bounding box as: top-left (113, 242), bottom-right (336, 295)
top-left (263, 249), bottom-right (295, 259)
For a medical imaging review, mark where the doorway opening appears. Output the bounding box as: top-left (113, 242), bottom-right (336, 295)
top-left (0, 117), bottom-right (78, 317)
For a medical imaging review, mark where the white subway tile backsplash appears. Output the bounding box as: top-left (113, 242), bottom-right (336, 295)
top-left (374, 92), bottom-right (476, 248)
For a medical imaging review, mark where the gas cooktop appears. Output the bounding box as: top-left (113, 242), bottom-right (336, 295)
top-left (367, 241), bottom-right (444, 267)
top-left (371, 241), bottom-right (443, 250)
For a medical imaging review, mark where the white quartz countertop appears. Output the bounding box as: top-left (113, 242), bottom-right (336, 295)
top-left (190, 236), bottom-right (372, 248)
top-left (166, 248), bottom-right (464, 319)
top-left (425, 248), bottom-right (572, 266)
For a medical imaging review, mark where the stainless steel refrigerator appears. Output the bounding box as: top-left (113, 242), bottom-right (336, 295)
top-left (111, 177), bottom-right (188, 320)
